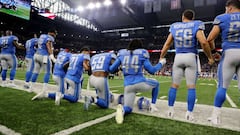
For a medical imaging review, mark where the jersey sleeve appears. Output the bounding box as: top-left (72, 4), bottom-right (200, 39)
top-left (47, 35), bottom-right (54, 42)
top-left (197, 21), bottom-right (205, 30)
top-left (83, 54), bottom-right (90, 61)
top-left (142, 49), bottom-right (149, 59)
top-left (111, 53), bottom-right (117, 59)
top-left (213, 14), bottom-right (223, 25)
top-left (12, 35), bottom-right (18, 41)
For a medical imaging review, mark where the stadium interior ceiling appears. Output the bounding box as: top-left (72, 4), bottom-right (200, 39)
top-left (0, 0), bottom-right (225, 51)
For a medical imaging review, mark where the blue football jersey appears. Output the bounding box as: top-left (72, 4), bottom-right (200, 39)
top-left (36, 34), bottom-right (54, 55)
top-left (90, 52), bottom-right (116, 72)
top-left (65, 54), bottom-right (90, 83)
top-left (0, 35), bottom-right (18, 54)
top-left (170, 20), bottom-right (205, 54)
top-left (213, 12), bottom-right (240, 51)
top-left (25, 38), bottom-right (38, 58)
top-left (53, 50), bottom-right (72, 77)
top-left (109, 49), bottom-right (163, 86)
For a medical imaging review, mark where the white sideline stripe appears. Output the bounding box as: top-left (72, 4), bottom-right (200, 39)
top-left (214, 80), bottom-right (237, 108)
top-left (110, 85), bottom-right (123, 88)
top-left (159, 96), bottom-right (167, 99)
top-left (199, 83), bottom-right (215, 86)
top-left (111, 90), bottom-right (119, 93)
top-left (52, 113), bottom-right (115, 135)
top-left (0, 124), bottom-right (21, 135)
top-left (226, 94), bottom-right (237, 108)
top-left (136, 93), bottom-right (142, 96)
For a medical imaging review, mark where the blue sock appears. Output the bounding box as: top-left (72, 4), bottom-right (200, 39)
top-left (48, 93), bottom-right (56, 100)
top-left (214, 87), bottom-right (226, 107)
top-left (44, 73), bottom-right (50, 83)
top-left (151, 82), bottom-right (159, 104)
top-left (96, 98), bottom-right (108, 108)
top-left (10, 69), bottom-right (16, 80)
top-left (187, 88), bottom-right (196, 112)
top-left (168, 87), bottom-right (177, 106)
top-left (25, 71), bottom-right (32, 82)
top-left (1, 70), bottom-right (7, 81)
top-left (123, 106), bottom-right (132, 115)
top-left (31, 73), bottom-right (39, 82)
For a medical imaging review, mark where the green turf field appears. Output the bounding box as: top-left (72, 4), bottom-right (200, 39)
top-left (0, 69), bottom-right (238, 134)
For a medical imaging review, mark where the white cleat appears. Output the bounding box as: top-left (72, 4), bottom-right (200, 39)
top-left (167, 107), bottom-right (174, 118)
top-left (31, 91), bottom-right (46, 101)
top-left (8, 82), bottom-right (16, 88)
top-left (208, 115), bottom-right (221, 125)
top-left (55, 92), bottom-right (62, 106)
top-left (1, 81), bottom-right (7, 87)
top-left (149, 103), bottom-right (158, 113)
top-left (185, 111), bottom-right (194, 121)
top-left (84, 96), bottom-right (92, 110)
top-left (115, 104), bottom-right (124, 124)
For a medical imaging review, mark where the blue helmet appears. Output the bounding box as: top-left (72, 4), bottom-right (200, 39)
top-left (137, 97), bottom-right (150, 110)
top-left (118, 94), bottom-right (124, 105)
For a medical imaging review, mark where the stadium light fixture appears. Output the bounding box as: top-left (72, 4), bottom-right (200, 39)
top-left (87, 2), bottom-right (95, 10)
top-left (77, 6), bottom-right (84, 12)
top-left (103, 0), bottom-right (112, 7)
top-left (95, 2), bottom-right (101, 9)
top-left (120, 0), bottom-right (127, 5)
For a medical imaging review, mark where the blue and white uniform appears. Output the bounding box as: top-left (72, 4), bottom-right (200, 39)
top-left (25, 38), bottom-right (38, 83)
top-left (89, 52), bottom-right (116, 108)
top-left (64, 53), bottom-right (90, 102)
top-left (48, 50), bottom-right (71, 99)
top-left (0, 35), bottom-right (18, 82)
top-left (168, 20), bottom-right (205, 112)
top-left (110, 49), bottom-right (163, 114)
top-left (31, 34), bottom-right (54, 85)
top-left (212, 12), bottom-right (240, 108)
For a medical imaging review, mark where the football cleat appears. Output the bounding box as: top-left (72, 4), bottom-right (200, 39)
top-left (115, 104), bottom-right (124, 124)
top-left (55, 92), bottom-right (62, 106)
top-left (149, 103), bottom-right (158, 113)
top-left (1, 81), bottom-right (7, 87)
top-left (31, 91), bottom-right (46, 100)
top-left (84, 96), bottom-right (92, 110)
top-left (167, 107), bottom-right (174, 118)
top-left (8, 82), bottom-right (16, 87)
top-left (185, 111), bottom-right (194, 121)
top-left (207, 116), bottom-right (221, 125)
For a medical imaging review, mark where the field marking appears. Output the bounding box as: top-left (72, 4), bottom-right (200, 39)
top-left (213, 80), bottom-right (237, 108)
top-left (52, 113), bottom-right (115, 135)
top-left (0, 124), bottom-right (21, 135)
top-left (159, 96), bottom-right (167, 99)
top-left (136, 93), bottom-right (142, 96)
top-left (111, 90), bottom-right (119, 93)
top-left (110, 85), bottom-right (123, 88)
top-left (199, 83), bottom-right (215, 86)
